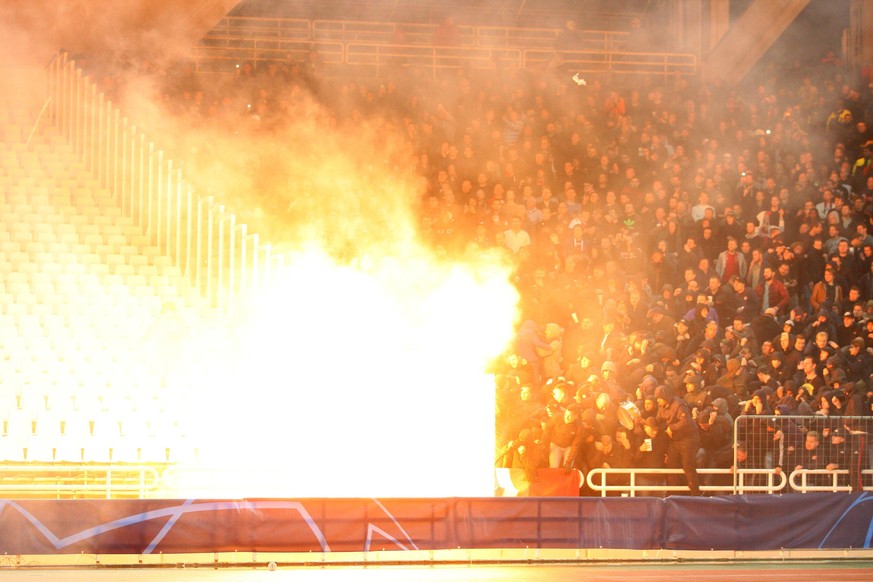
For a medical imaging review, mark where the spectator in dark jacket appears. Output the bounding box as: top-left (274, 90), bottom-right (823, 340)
top-left (656, 384), bottom-right (702, 495)
top-left (632, 416), bottom-right (670, 496)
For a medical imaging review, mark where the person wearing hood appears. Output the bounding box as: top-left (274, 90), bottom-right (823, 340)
top-left (655, 384), bottom-right (702, 495)
top-left (737, 388), bottom-right (774, 482)
top-left (815, 391), bottom-right (841, 417)
top-left (632, 417), bottom-right (669, 496)
top-left (716, 357), bottom-right (750, 400)
top-left (843, 337), bottom-right (871, 382)
top-left (754, 366), bottom-right (779, 393)
top-left (773, 382), bottom-right (798, 412)
top-left (768, 351), bottom-right (791, 384)
top-left (696, 406), bottom-right (733, 486)
top-left (711, 397), bottom-right (733, 425)
top-left (771, 405), bottom-right (803, 478)
top-left (682, 373), bottom-right (709, 417)
top-left (503, 428), bottom-right (547, 477)
top-left (794, 383), bottom-right (817, 416)
top-left (743, 388), bottom-right (773, 416)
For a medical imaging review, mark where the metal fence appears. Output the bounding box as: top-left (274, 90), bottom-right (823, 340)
top-left (204, 16), bottom-right (629, 50)
top-left (0, 464), bottom-right (161, 499)
top-left (45, 51), bottom-right (280, 309)
top-left (734, 414), bottom-right (871, 494)
top-left (584, 415), bottom-right (872, 496)
top-left (193, 16), bottom-right (696, 80)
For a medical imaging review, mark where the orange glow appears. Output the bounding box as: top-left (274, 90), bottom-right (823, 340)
top-left (165, 245), bottom-right (518, 498)
top-left (130, 82), bottom-right (524, 498)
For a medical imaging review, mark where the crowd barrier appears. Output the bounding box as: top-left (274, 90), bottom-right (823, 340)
top-left (192, 16), bottom-right (695, 79)
top-left (193, 38), bottom-right (697, 80)
top-left (1, 494), bottom-right (872, 555)
top-left (497, 416), bottom-right (871, 497)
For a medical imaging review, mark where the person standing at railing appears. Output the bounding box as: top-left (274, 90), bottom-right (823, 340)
top-left (696, 406), bottom-right (733, 487)
top-left (841, 381), bottom-right (869, 491)
top-left (770, 406), bottom-right (803, 484)
top-left (655, 384), bottom-right (702, 495)
top-left (586, 434), bottom-right (631, 494)
top-left (737, 389), bottom-right (776, 485)
top-left (543, 404), bottom-right (584, 471)
top-left (632, 417), bottom-right (669, 496)
top-left (790, 430), bottom-right (839, 489)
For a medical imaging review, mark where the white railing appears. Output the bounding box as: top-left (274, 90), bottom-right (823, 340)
top-left (733, 414), bottom-right (871, 492)
top-left (582, 412), bottom-right (873, 497)
top-left (789, 469), bottom-right (873, 493)
top-left (0, 464), bottom-right (162, 499)
top-left (586, 466), bottom-right (873, 496)
top-left (46, 51), bottom-right (280, 309)
top-left (585, 467), bottom-right (786, 496)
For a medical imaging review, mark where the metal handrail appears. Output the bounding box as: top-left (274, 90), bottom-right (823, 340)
top-left (345, 42), bottom-right (523, 78)
top-left (732, 414), bottom-right (872, 494)
top-left (204, 16), bottom-right (629, 51)
top-left (586, 467), bottom-right (786, 496)
top-left (0, 464), bottom-right (162, 498)
top-left (788, 469), bottom-right (873, 493)
top-left (193, 34), bottom-right (696, 79)
top-left (192, 16), bottom-right (683, 78)
top-left (522, 47), bottom-right (697, 76)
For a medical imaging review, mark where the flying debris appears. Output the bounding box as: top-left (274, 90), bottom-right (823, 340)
top-left (572, 73), bottom-right (587, 86)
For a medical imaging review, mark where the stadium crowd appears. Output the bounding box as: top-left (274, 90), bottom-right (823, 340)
top-left (87, 28), bottom-right (873, 494)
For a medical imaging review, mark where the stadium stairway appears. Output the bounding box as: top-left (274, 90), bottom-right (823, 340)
top-left (0, 99), bottom-right (203, 474)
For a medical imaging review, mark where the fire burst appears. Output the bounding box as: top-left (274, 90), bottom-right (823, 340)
top-left (165, 245), bottom-right (518, 498)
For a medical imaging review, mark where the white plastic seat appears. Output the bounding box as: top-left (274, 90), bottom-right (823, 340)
top-left (140, 435), bottom-right (170, 463)
top-left (110, 436), bottom-right (141, 463)
top-left (5, 409), bottom-right (35, 441)
top-left (35, 409), bottom-right (63, 439)
top-left (11, 230), bottom-right (33, 244)
top-left (83, 233), bottom-right (104, 247)
top-left (113, 263), bottom-right (134, 276)
top-left (118, 245), bottom-right (139, 258)
top-left (82, 435), bottom-right (112, 463)
top-left (58, 232), bottom-right (79, 245)
top-left (103, 254), bottom-right (125, 270)
top-left (25, 434), bottom-right (56, 462)
top-left (106, 234), bottom-right (127, 247)
top-left (0, 436), bottom-right (27, 462)
top-left (61, 414), bottom-right (91, 439)
top-left (54, 434), bottom-right (85, 463)
top-left (128, 254), bottom-right (148, 267)
top-left (0, 241), bottom-right (21, 253)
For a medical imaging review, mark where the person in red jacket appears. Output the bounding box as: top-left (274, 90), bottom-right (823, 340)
top-left (755, 266), bottom-right (789, 316)
top-left (656, 384), bottom-right (702, 495)
top-left (543, 405), bottom-right (585, 470)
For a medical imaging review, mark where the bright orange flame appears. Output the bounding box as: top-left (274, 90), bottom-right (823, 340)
top-left (164, 245), bottom-right (518, 498)
top-left (96, 78), bottom-right (523, 498)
